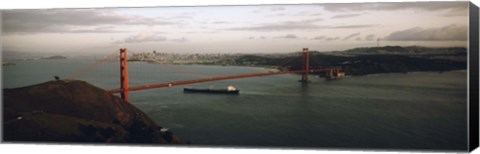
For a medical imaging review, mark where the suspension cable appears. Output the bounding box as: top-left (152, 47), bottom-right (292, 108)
top-left (275, 56), bottom-right (299, 67)
top-left (66, 50), bottom-right (118, 80)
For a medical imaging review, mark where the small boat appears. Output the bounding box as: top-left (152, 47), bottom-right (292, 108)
top-left (183, 85), bottom-right (239, 94)
top-left (160, 128), bottom-right (169, 133)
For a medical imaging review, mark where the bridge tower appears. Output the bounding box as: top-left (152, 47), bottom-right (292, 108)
top-left (120, 48), bottom-right (129, 102)
top-left (300, 48), bottom-right (310, 83)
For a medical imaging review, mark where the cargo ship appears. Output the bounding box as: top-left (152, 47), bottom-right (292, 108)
top-left (183, 86), bottom-right (239, 94)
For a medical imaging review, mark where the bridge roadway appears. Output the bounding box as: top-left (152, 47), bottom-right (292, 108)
top-left (107, 68), bottom-right (331, 93)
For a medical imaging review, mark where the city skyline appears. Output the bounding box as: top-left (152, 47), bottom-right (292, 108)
top-left (2, 2), bottom-right (469, 54)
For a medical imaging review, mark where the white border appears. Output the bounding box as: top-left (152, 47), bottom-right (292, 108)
top-left (0, 0), bottom-right (479, 154)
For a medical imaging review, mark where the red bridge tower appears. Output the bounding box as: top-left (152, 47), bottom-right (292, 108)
top-left (120, 48), bottom-right (129, 102)
top-left (300, 48), bottom-right (310, 83)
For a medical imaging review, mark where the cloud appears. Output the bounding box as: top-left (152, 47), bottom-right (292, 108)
top-left (270, 11), bottom-right (322, 17)
top-left (322, 2), bottom-right (467, 12)
top-left (227, 18), bottom-right (375, 31)
top-left (171, 37), bottom-right (189, 43)
top-left (275, 34), bottom-right (298, 39)
top-left (2, 9), bottom-right (173, 34)
top-left (312, 35), bottom-right (340, 41)
top-left (68, 26), bottom-right (126, 33)
top-left (365, 34), bottom-right (376, 41)
top-left (313, 36), bottom-right (326, 40)
top-left (117, 31), bottom-right (167, 43)
top-left (244, 19), bottom-right (318, 31)
top-left (325, 37), bottom-right (340, 41)
top-left (183, 30), bottom-right (218, 34)
top-left (211, 21), bottom-right (230, 24)
top-left (293, 11), bottom-right (313, 16)
top-left (384, 24), bottom-right (467, 41)
top-left (283, 34), bottom-right (298, 39)
top-left (331, 14), bottom-right (361, 19)
top-left (265, 13), bottom-right (286, 17)
top-left (271, 7), bottom-right (286, 11)
top-left (343, 33), bottom-right (361, 40)
top-left (355, 37), bottom-right (362, 41)
top-left (252, 6), bottom-right (286, 14)
top-left (170, 13), bottom-right (194, 19)
top-left (332, 25), bottom-right (375, 29)
top-left (116, 31), bottom-right (191, 44)
top-left (248, 36), bottom-right (267, 40)
top-left (227, 19), bottom-right (321, 31)
top-left (302, 18), bottom-right (324, 23)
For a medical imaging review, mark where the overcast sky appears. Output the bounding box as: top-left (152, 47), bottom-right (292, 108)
top-left (1, 1), bottom-right (469, 54)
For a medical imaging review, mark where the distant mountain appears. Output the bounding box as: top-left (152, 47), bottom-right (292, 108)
top-left (2, 51), bottom-right (51, 60)
top-left (229, 46), bottom-right (467, 76)
top-left (337, 46), bottom-right (466, 56)
top-left (2, 51), bottom-right (69, 61)
top-left (2, 50), bottom-right (106, 61)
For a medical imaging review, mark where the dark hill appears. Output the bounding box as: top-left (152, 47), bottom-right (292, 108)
top-left (3, 80), bottom-right (181, 144)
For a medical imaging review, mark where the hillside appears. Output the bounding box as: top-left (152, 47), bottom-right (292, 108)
top-left (233, 46), bottom-right (467, 75)
top-left (3, 80), bottom-right (182, 144)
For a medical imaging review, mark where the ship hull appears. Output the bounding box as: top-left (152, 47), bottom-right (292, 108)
top-left (183, 88), bottom-right (239, 94)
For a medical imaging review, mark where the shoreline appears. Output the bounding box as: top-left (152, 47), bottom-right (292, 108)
top-left (135, 60), bottom-right (467, 77)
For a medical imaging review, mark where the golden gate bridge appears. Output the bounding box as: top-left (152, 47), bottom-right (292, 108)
top-left (68, 48), bottom-right (343, 102)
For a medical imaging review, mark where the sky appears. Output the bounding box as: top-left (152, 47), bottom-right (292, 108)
top-left (1, 1), bottom-right (470, 54)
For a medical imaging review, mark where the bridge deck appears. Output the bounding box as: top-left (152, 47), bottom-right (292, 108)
top-left (107, 68), bottom-right (331, 93)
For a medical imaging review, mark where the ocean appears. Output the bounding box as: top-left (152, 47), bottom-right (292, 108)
top-left (2, 59), bottom-right (468, 150)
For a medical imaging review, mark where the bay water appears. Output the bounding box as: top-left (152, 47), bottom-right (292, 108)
top-left (2, 59), bottom-right (468, 150)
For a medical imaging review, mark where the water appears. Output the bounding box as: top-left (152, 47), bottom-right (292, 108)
top-left (2, 59), bottom-right (468, 150)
